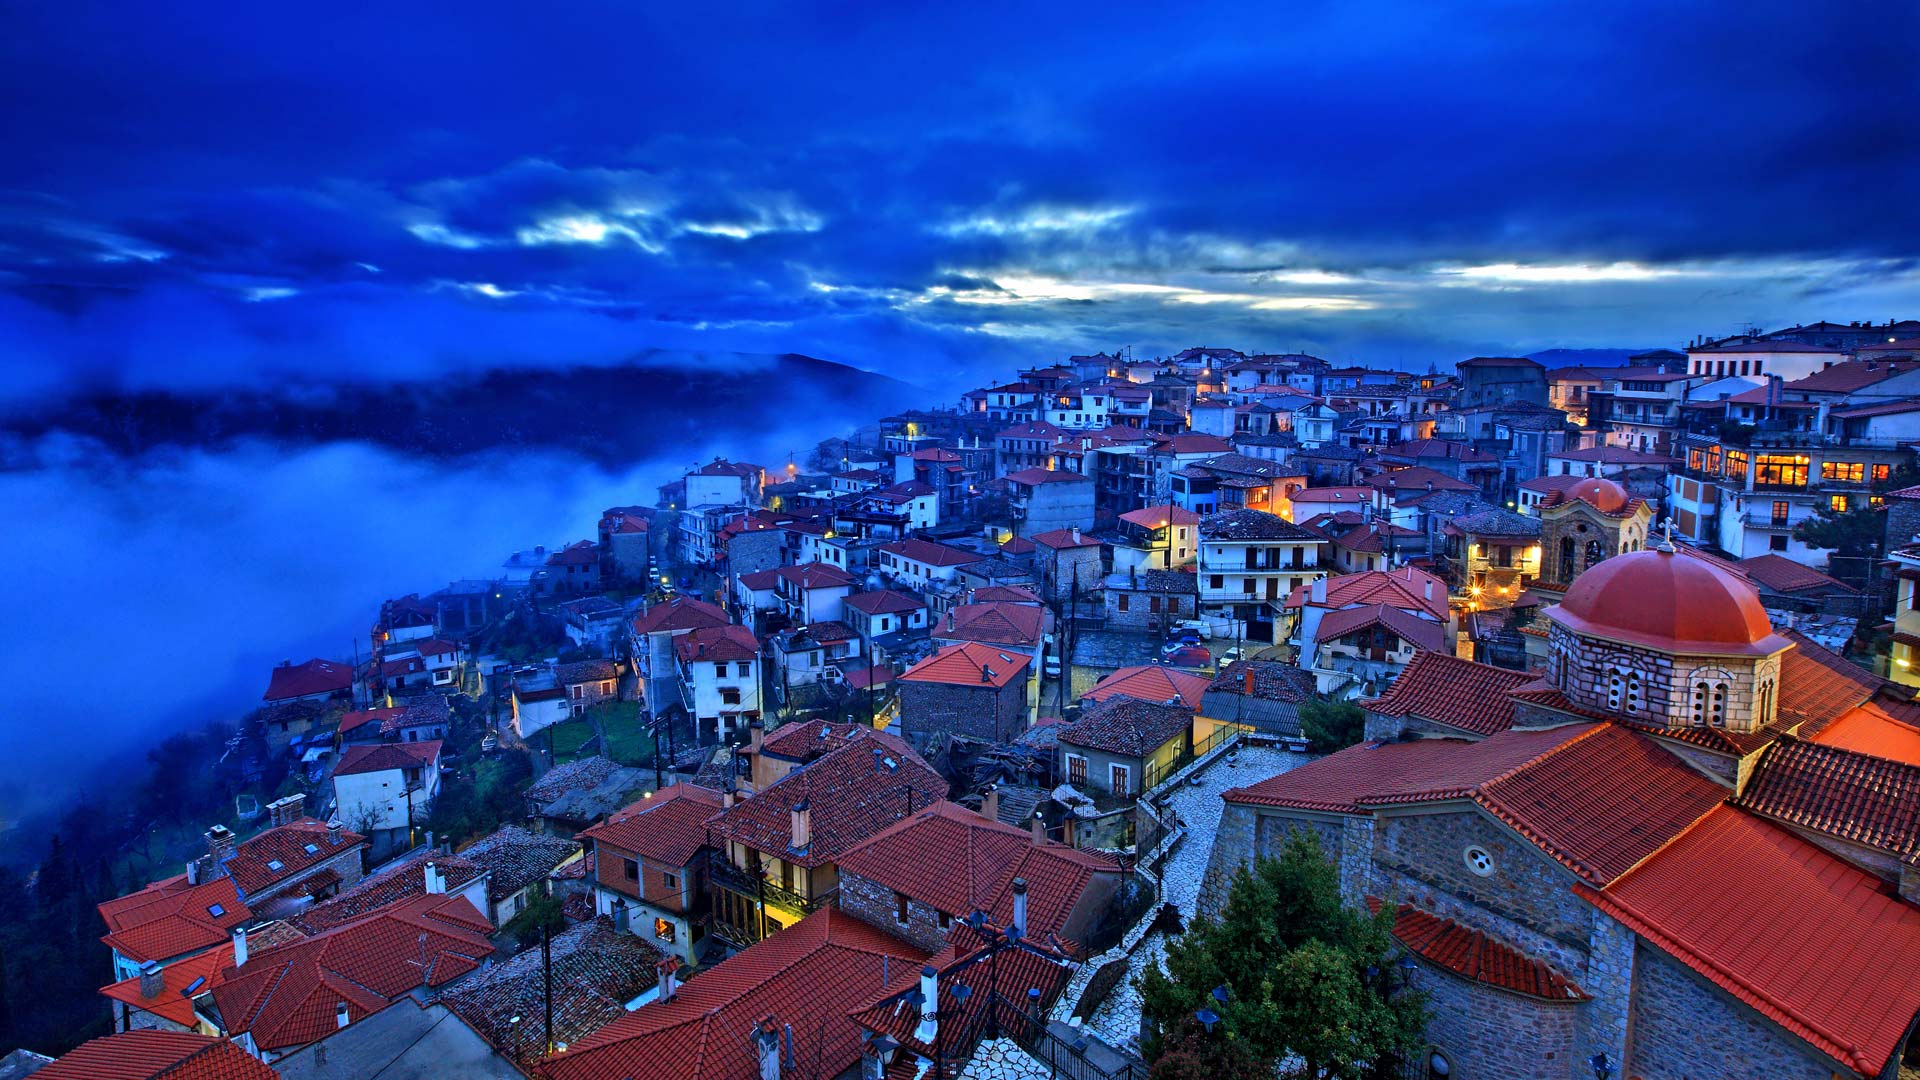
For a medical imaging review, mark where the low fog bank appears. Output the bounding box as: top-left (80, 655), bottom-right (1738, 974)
top-left (0, 427), bottom-right (839, 823)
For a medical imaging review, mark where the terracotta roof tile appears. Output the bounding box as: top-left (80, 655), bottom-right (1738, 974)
top-left (1314, 607), bottom-right (1447, 653)
top-left (1028, 528), bottom-right (1101, 550)
top-left (99, 923), bottom-right (306, 1029)
top-left (707, 736), bottom-right (945, 867)
top-left (774, 561), bottom-right (858, 590)
top-left (459, 826), bottom-right (581, 902)
top-left (1085, 666), bottom-right (1210, 710)
top-left (224, 818), bottom-right (365, 897)
top-left (99, 876), bottom-right (251, 965)
top-left (33, 1032), bottom-right (280, 1080)
top-left (581, 785), bottom-right (725, 869)
top-left (630, 598), bottom-right (729, 636)
top-left (970, 585), bottom-right (1041, 604)
top-left (1777, 633), bottom-right (1883, 737)
top-left (936, 603), bottom-right (1046, 647)
top-left (335, 740), bottom-right (441, 777)
top-left (263, 659), bottom-right (352, 702)
top-left (844, 589), bottom-right (925, 616)
top-left (1736, 737), bottom-right (1920, 863)
top-left (878, 539), bottom-right (980, 567)
top-left (1369, 900), bottom-right (1586, 1002)
top-left (1810, 703), bottom-right (1920, 764)
top-left (210, 893), bottom-right (494, 1052)
top-left (442, 916), bottom-right (661, 1066)
top-left (288, 852), bottom-right (483, 933)
top-left (1057, 698), bottom-right (1191, 759)
top-left (899, 642), bottom-right (1030, 688)
top-left (1287, 567), bottom-right (1448, 620)
top-left (1577, 808), bottom-right (1920, 1077)
top-left (673, 625), bottom-right (759, 664)
top-left (540, 908), bottom-right (928, 1080)
top-left (1736, 554), bottom-right (1858, 595)
top-left (1360, 652), bottom-right (1534, 736)
top-left (835, 801), bottom-right (1124, 945)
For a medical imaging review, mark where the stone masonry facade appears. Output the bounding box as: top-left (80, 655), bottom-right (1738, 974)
top-left (1546, 623), bottom-right (1780, 733)
top-left (1625, 945), bottom-right (1840, 1080)
top-left (840, 869), bottom-right (951, 953)
top-left (1412, 961), bottom-right (1580, 1080)
top-left (900, 678), bottom-right (1029, 748)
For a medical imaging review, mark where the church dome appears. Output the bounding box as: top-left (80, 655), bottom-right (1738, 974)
top-left (1549, 546), bottom-right (1786, 656)
top-left (1567, 477), bottom-right (1630, 513)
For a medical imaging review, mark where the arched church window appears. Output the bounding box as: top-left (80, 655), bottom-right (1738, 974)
top-left (1606, 669), bottom-right (1626, 710)
top-left (1625, 670), bottom-right (1643, 713)
top-left (1585, 539), bottom-right (1605, 569)
top-left (1558, 536), bottom-right (1576, 582)
top-left (1757, 679), bottom-right (1774, 724)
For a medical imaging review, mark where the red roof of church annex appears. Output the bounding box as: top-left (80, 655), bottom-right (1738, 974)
top-left (1359, 651), bottom-right (1535, 736)
top-left (1577, 807), bottom-right (1920, 1078)
top-left (1368, 900), bottom-right (1586, 1002)
top-left (1549, 546), bottom-right (1788, 657)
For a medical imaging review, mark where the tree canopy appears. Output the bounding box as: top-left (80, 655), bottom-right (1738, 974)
top-left (1140, 831), bottom-right (1428, 1079)
top-left (1299, 700), bottom-right (1366, 755)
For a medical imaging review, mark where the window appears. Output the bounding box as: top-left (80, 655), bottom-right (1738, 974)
top-left (662, 871), bottom-right (679, 891)
top-left (720, 687), bottom-right (742, 705)
top-left (266, 859), bottom-right (284, 872)
top-left (1754, 454), bottom-right (1809, 489)
top-left (1625, 670), bottom-right (1643, 714)
top-left (1703, 445), bottom-right (1723, 474)
top-left (1462, 846), bottom-right (1495, 877)
top-left (1117, 594), bottom-right (1130, 613)
top-left (1725, 449), bottom-right (1748, 479)
top-left (895, 892), bottom-right (910, 922)
top-left (1874, 463), bottom-right (1892, 483)
top-left (1110, 763), bottom-right (1133, 797)
top-left (623, 859), bottom-right (639, 882)
top-left (1771, 501), bottom-right (1790, 527)
top-left (654, 917), bottom-right (676, 943)
top-left (1770, 534), bottom-right (1789, 552)
top-left (1606, 670), bottom-right (1625, 710)
top-left (1066, 754), bottom-right (1088, 786)
top-left (1830, 494), bottom-right (1850, 513)
top-left (1210, 574), bottom-right (1223, 590)
top-left (1584, 539), bottom-right (1604, 570)
top-left (1821, 461), bottom-right (1865, 483)
top-left (1149, 597), bottom-right (1161, 614)
top-left (207, 903), bottom-right (226, 918)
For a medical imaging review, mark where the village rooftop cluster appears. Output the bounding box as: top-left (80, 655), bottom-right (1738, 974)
top-left (20, 319), bottom-right (1920, 1080)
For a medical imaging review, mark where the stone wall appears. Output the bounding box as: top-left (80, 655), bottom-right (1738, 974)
top-left (1625, 943), bottom-right (1840, 1080)
top-left (899, 678), bottom-right (1027, 747)
top-left (840, 869), bottom-right (951, 953)
top-left (1412, 962), bottom-right (1581, 1080)
top-left (1103, 588), bottom-right (1194, 633)
top-left (1546, 623), bottom-right (1778, 733)
top-left (1576, 908), bottom-right (1635, 1077)
top-left (1374, 809), bottom-right (1593, 975)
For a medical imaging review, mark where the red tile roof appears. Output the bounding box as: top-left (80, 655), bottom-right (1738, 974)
top-left (707, 735), bottom-right (945, 867)
top-left (1736, 736), bottom-right (1920, 863)
top-left (582, 784), bottom-right (726, 869)
top-left (211, 893), bottom-right (495, 1052)
top-left (99, 923), bottom-right (307, 1029)
top-left (1782, 359), bottom-right (1916, 393)
top-left (33, 1032), bottom-right (280, 1080)
top-left (224, 818), bottom-right (365, 896)
top-left (899, 641), bottom-right (1030, 688)
top-left (844, 589), bottom-right (925, 616)
top-left (674, 624), bottom-right (760, 664)
top-left (1810, 703), bottom-right (1920, 764)
top-left (541, 907), bottom-right (928, 1080)
top-left (1028, 528), bottom-right (1101, 550)
top-left (336, 706), bottom-right (403, 735)
top-left (970, 584), bottom-right (1041, 604)
top-left (740, 567), bottom-right (788, 591)
top-left (1364, 467), bottom-right (1477, 495)
top-left (758, 718), bottom-right (883, 762)
top-left (1084, 666), bottom-right (1210, 710)
top-left (630, 597), bottom-right (729, 636)
top-left (335, 740), bottom-right (441, 776)
top-left (1735, 553), bottom-right (1858, 595)
top-left (99, 875), bottom-right (251, 965)
top-left (1368, 900), bottom-right (1585, 1002)
top-left (937, 602), bottom-right (1046, 647)
top-left (547, 540), bottom-right (599, 566)
top-left (263, 659), bottom-right (352, 701)
top-left (1003, 468), bottom-right (1092, 485)
top-left (1313, 606), bottom-right (1447, 653)
top-left (878, 539), bottom-right (980, 567)
top-left (1777, 633), bottom-right (1883, 737)
top-left (998, 536), bottom-right (1036, 555)
top-left (774, 561), bottom-right (858, 590)
top-left (837, 801), bottom-right (1124, 945)
top-left (1119, 504), bottom-right (1201, 529)
top-left (288, 852), bottom-right (483, 933)
top-left (1057, 697), bottom-right (1191, 759)
top-left (1288, 566), bottom-right (1448, 619)
top-left (1578, 807), bottom-right (1920, 1077)
top-left (1359, 651), bottom-right (1534, 736)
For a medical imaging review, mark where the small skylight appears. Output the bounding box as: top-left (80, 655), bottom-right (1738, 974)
top-left (207, 903), bottom-right (226, 918)
top-left (182, 976), bottom-right (206, 996)
top-left (266, 859), bottom-right (284, 871)
top-left (303, 843), bottom-right (319, 855)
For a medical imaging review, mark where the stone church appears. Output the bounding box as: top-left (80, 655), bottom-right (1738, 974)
top-left (1208, 541), bottom-right (1920, 1079)
top-left (1532, 476), bottom-right (1653, 597)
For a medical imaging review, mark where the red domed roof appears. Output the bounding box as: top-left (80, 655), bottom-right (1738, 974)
top-left (1567, 477), bottom-right (1630, 513)
top-left (1549, 547), bottom-right (1787, 656)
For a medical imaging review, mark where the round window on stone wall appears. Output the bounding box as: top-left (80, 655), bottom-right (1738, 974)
top-left (1463, 846), bottom-right (1495, 876)
top-left (1428, 1050), bottom-right (1451, 1077)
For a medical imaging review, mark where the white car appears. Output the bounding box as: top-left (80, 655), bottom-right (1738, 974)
top-left (1219, 647), bottom-right (1245, 665)
top-left (1044, 654), bottom-right (1063, 678)
top-left (1171, 619), bottom-right (1213, 640)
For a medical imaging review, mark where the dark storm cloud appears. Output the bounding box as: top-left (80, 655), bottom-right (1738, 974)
top-left (1, 0), bottom-right (1918, 396)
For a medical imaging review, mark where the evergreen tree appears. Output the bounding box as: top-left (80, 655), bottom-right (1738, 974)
top-left (1140, 831), bottom-right (1428, 1078)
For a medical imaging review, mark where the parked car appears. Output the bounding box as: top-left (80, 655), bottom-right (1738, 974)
top-left (1163, 644), bottom-right (1212, 669)
top-left (1218, 646), bottom-right (1245, 665)
top-left (1171, 619), bottom-right (1213, 640)
top-left (1043, 653), bottom-right (1063, 678)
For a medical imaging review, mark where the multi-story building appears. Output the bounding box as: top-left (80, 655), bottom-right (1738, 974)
top-left (673, 625), bottom-right (762, 744)
top-left (1584, 371), bottom-right (1700, 454)
top-left (1003, 468), bottom-right (1096, 537)
top-left (897, 641), bottom-right (1031, 747)
top-left (1108, 505), bottom-right (1200, 576)
top-left (581, 783), bottom-right (724, 963)
top-left (704, 731), bottom-right (944, 947)
top-left (1197, 509), bottom-right (1329, 643)
top-left (629, 597), bottom-right (731, 715)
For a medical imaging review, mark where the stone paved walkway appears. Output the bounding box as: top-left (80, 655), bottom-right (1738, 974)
top-left (1083, 744), bottom-right (1305, 1049)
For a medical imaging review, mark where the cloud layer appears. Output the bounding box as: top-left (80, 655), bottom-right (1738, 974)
top-left (2, 0), bottom-right (1919, 398)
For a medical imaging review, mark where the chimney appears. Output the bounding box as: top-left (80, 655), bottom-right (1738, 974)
top-left (980, 664), bottom-right (993, 685)
top-left (980, 785), bottom-right (1000, 823)
top-left (753, 1018), bottom-right (783, 1080)
top-left (748, 721), bottom-right (766, 754)
top-left (657, 956), bottom-right (682, 1001)
top-left (424, 861), bottom-right (445, 895)
top-left (268, 794), bottom-right (305, 828)
top-left (205, 826), bottom-right (236, 878)
top-left (724, 787), bottom-right (737, 809)
top-left (914, 965), bottom-right (939, 1045)
top-left (1424, 579), bottom-right (1434, 601)
top-left (1310, 576), bottom-right (1327, 604)
top-left (138, 961), bottom-right (164, 999)
top-left (873, 747), bottom-right (885, 772)
top-left (336, 1003), bottom-right (351, 1030)
top-left (327, 819), bottom-right (343, 845)
top-left (1070, 526), bottom-right (1081, 544)
top-left (185, 859), bottom-right (201, 886)
top-left (1031, 811), bottom-right (1047, 843)
top-left (232, 926), bottom-right (249, 968)
top-left (947, 610), bottom-right (955, 631)
top-left (791, 800), bottom-right (811, 851)
top-left (1243, 665), bottom-right (1255, 695)
top-left (1010, 877), bottom-right (1029, 938)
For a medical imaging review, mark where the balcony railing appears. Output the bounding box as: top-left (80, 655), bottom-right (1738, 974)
top-left (707, 850), bottom-right (837, 918)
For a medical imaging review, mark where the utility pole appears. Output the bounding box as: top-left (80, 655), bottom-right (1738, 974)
top-left (542, 920), bottom-right (554, 1054)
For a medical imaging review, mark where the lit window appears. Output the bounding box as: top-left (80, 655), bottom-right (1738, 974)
top-left (654, 918), bottom-right (676, 943)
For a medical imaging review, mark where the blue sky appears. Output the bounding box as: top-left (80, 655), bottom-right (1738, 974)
top-left (4, 0), bottom-right (1919, 399)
